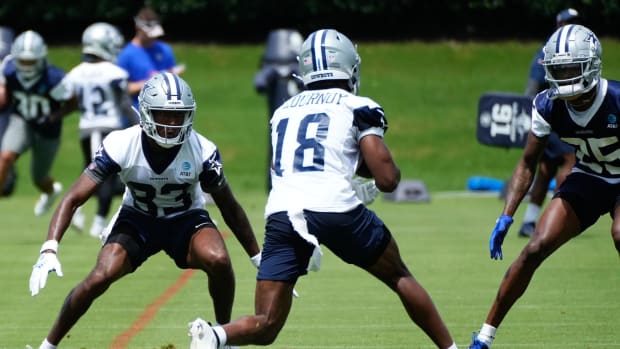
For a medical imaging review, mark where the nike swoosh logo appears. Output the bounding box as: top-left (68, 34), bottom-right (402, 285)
top-left (195, 222), bottom-right (210, 229)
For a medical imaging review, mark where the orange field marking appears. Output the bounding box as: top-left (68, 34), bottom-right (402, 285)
top-left (109, 230), bottom-right (231, 348)
top-left (109, 268), bottom-right (196, 349)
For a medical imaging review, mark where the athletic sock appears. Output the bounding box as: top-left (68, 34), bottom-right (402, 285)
top-left (478, 323), bottom-right (497, 346)
top-left (40, 339), bottom-right (57, 349)
top-left (523, 203), bottom-right (541, 223)
top-left (212, 325), bottom-right (227, 349)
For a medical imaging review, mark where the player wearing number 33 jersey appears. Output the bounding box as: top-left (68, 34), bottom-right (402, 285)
top-left (89, 124), bottom-right (223, 217)
top-left (26, 72), bottom-right (260, 349)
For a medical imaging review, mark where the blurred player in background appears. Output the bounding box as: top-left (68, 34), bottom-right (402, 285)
top-left (117, 6), bottom-right (185, 120)
top-left (469, 24), bottom-right (620, 348)
top-left (0, 30), bottom-right (74, 215)
top-left (51, 22), bottom-right (133, 237)
top-left (253, 28), bottom-right (304, 191)
top-left (0, 25), bottom-right (16, 196)
top-left (27, 72), bottom-right (260, 349)
top-left (188, 29), bottom-right (458, 349)
top-left (516, 8), bottom-right (580, 237)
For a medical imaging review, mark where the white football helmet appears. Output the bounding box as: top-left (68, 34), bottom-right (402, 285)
top-left (10, 30), bottom-right (47, 81)
top-left (542, 24), bottom-right (602, 99)
top-left (139, 72), bottom-right (195, 148)
top-left (298, 29), bottom-right (361, 94)
top-left (82, 22), bottom-right (124, 62)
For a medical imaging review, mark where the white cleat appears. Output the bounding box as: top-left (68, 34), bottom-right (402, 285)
top-left (89, 215), bottom-right (107, 238)
top-left (71, 206), bottom-right (86, 232)
top-left (188, 317), bottom-right (218, 349)
top-left (34, 182), bottom-right (62, 216)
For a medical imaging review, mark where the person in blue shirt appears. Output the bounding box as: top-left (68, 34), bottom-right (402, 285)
top-left (117, 6), bottom-right (185, 124)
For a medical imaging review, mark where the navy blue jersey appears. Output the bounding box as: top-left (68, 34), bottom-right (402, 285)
top-left (528, 47), bottom-right (548, 90)
top-left (532, 79), bottom-right (620, 180)
top-left (2, 59), bottom-right (65, 137)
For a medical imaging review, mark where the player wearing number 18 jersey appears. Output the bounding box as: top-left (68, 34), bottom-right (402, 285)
top-left (26, 72), bottom-right (260, 349)
top-left (187, 29), bottom-right (458, 349)
top-left (266, 88), bottom-right (383, 213)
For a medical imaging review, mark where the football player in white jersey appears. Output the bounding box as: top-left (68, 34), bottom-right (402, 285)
top-left (27, 72), bottom-right (261, 349)
top-left (51, 22), bottom-right (133, 236)
top-left (469, 25), bottom-right (620, 348)
top-left (188, 29), bottom-right (458, 349)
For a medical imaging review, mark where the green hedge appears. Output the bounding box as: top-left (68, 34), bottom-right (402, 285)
top-left (2, 1), bottom-right (619, 44)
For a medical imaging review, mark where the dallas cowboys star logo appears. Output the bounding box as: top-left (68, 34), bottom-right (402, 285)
top-left (207, 152), bottom-right (222, 176)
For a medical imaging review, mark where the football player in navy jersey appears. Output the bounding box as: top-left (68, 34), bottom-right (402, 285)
top-left (0, 26), bottom-right (17, 197)
top-left (0, 30), bottom-right (74, 214)
top-left (188, 29), bottom-right (458, 349)
top-left (27, 72), bottom-right (260, 349)
top-left (516, 8), bottom-right (580, 237)
top-left (469, 25), bottom-right (620, 349)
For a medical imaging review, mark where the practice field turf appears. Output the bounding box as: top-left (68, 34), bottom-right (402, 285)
top-left (2, 40), bottom-right (620, 348)
top-left (1, 193), bottom-right (618, 348)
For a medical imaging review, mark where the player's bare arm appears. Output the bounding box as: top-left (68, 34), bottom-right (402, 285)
top-left (210, 183), bottom-right (260, 258)
top-left (128, 80), bottom-right (147, 96)
top-left (503, 132), bottom-right (548, 216)
top-left (0, 83), bottom-right (7, 109)
top-left (46, 173), bottom-right (99, 243)
top-left (359, 134), bottom-right (400, 192)
top-left (46, 96), bottom-right (78, 123)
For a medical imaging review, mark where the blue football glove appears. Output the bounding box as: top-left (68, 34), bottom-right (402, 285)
top-left (489, 215), bottom-right (513, 260)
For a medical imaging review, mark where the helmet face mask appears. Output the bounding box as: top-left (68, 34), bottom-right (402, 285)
top-left (11, 30), bottom-right (47, 81)
top-left (542, 24), bottom-right (602, 100)
top-left (150, 109), bottom-right (189, 140)
top-left (298, 29), bottom-right (361, 94)
top-left (82, 22), bottom-right (124, 62)
top-left (139, 72), bottom-right (195, 148)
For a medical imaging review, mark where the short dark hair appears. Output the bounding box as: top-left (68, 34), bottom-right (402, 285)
top-left (556, 8), bottom-right (580, 26)
top-left (136, 7), bottom-right (160, 22)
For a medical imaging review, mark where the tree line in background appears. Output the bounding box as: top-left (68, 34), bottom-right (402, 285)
top-left (1, 0), bottom-right (619, 44)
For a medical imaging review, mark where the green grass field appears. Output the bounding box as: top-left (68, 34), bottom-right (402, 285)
top-left (1, 39), bottom-right (620, 348)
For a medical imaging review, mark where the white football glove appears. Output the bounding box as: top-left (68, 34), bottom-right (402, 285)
top-left (250, 251), bottom-right (299, 298)
top-left (352, 177), bottom-right (379, 205)
top-left (29, 240), bottom-right (63, 296)
top-left (250, 251), bottom-right (262, 268)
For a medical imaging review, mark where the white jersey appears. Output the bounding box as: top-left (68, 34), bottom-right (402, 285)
top-left (51, 61), bottom-right (128, 136)
top-left (91, 125), bottom-right (225, 218)
top-left (265, 88), bottom-right (386, 216)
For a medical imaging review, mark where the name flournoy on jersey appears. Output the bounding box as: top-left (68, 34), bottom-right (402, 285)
top-left (266, 88), bottom-right (387, 215)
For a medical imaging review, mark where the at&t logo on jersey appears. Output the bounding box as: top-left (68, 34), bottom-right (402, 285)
top-left (607, 114), bottom-right (618, 129)
top-left (179, 161), bottom-right (193, 178)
